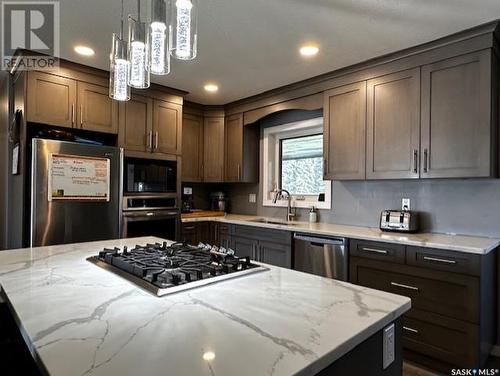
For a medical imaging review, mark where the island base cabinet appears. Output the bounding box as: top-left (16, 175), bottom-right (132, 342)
top-left (317, 318), bottom-right (403, 376)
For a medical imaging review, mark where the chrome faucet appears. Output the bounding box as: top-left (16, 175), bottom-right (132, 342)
top-left (272, 189), bottom-right (296, 222)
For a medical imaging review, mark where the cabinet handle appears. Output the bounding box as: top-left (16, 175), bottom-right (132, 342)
top-left (80, 104), bottom-right (83, 127)
top-left (423, 148), bottom-right (428, 173)
top-left (183, 226), bottom-right (195, 231)
top-left (413, 149), bottom-right (418, 173)
top-left (146, 131), bottom-right (152, 149)
top-left (324, 158), bottom-right (328, 176)
top-left (154, 131), bottom-right (159, 150)
top-left (71, 103), bottom-right (75, 125)
top-left (422, 256), bottom-right (457, 265)
top-left (403, 326), bottom-right (419, 334)
top-left (362, 247), bottom-right (388, 255)
top-left (237, 164), bottom-right (241, 181)
top-left (390, 282), bottom-right (419, 291)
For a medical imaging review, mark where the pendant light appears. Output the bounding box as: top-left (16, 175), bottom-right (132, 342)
top-left (170, 0), bottom-right (198, 60)
top-left (149, 0), bottom-right (170, 75)
top-left (109, 0), bottom-right (130, 101)
top-left (128, 0), bottom-right (150, 88)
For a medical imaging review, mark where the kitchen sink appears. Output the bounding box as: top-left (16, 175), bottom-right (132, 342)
top-left (250, 218), bottom-right (297, 226)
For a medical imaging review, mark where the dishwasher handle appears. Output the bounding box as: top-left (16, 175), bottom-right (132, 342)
top-left (293, 233), bottom-right (346, 246)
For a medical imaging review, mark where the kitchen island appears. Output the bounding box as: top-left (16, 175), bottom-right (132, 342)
top-left (0, 237), bottom-right (410, 376)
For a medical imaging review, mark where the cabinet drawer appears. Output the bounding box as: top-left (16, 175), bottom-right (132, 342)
top-left (407, 246), bottom-right (480, 276)
top-left (351, 259), bottom-right (479, 323)
top-left (350, 239), bottom-right (405, 263)
top-left (402, 310), bottom-right (479, 367)
top-left (219, 223), bottom-right (231, 235)
top-left (233, 225), bottom-right (291, 245)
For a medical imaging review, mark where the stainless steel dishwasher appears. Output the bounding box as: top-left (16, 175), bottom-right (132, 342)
top-left (293, 233), bottom-right (349, 281)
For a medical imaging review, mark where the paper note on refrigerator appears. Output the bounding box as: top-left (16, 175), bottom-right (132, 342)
top-left (48, 154), bottom-right (110, 201)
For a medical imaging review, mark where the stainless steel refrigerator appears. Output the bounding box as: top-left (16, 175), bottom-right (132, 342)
top-left (30, 139), bottom-right (122, 247)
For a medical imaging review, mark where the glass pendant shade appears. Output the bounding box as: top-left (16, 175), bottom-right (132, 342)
top-left (149, 0), bottom-right (170, 75)
top-left (128, 17), bottom-right (150, 88)
top-left (169, 0), bottom-right (197, 60)
top-left (109, 33), bottom-right (130, 101)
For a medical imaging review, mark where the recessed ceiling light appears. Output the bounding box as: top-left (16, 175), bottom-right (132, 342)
top-left (299, 45), bottom-right (319, 57)
top-left (204, 83), bottom-right (219, 93)
top-left (74, 45), bottom-right (95, 56)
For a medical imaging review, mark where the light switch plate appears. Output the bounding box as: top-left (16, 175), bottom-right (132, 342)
top-left (383, 323), bottom-right (395, 369)
top-left (249, 193), bottom-right (256, 203)
top-left (402, 198), bottom-right (410, 211)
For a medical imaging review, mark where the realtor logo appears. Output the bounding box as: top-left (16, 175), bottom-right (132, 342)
top-left (1, 1), bottom-right (59, 70)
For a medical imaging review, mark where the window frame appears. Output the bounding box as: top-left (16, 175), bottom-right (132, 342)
top-left (262, 117), bottom-right (332, 210)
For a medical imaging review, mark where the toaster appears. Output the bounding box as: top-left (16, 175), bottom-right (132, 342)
top-left (380, 210), bottom-right (419, 233)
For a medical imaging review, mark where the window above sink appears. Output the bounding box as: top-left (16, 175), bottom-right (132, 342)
top-left (262, 116), bottom-right (332, 210)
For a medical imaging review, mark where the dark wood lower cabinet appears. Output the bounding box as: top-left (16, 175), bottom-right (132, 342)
top-left (180, 223), bottom-right (293, 268)
top-left (180, 222), bottom-right (213, 245)
top-left (349, 240), bottom-right (497, 372)
top-left (259, 240), bottom-right (292, 269)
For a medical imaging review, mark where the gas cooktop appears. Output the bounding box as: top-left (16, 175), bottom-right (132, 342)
top-left (87, 242), bottom-right (268, 296)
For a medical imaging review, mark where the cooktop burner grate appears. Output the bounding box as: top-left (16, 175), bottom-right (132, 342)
top-left (87, 242), bottom-right (268, 296)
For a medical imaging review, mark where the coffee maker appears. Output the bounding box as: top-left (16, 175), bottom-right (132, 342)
top-left (182, 187), bottom-right (194, 213)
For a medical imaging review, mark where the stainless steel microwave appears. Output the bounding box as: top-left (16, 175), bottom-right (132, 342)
top-left (123, 157), bottom-right (177, 195)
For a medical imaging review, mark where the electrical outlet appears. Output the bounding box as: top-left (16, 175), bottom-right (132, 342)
top-left (383, 323), bottom-right (395, 369)
top-left (248, 193), bottom-right (256, 203)
top-left (183, 187), bottom-right (193, 195)
top-left (402, 198), bottom-right (410, 211)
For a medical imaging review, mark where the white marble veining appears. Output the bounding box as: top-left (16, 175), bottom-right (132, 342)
top-left (182, 214), bottom-right (500, 255)
top-left (0, 237), bottom-right (410, 376)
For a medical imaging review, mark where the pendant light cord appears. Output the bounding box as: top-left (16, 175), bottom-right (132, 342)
top-left (137, 0), bottom-right (141, 21)
top-left (119, 0), bottom-right (124, 39)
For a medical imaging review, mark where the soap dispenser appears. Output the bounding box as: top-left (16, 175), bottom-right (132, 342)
top-left (309, 206), bottom-right (318, 223)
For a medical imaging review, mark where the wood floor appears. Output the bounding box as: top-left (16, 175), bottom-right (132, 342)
top-left (404, 356), bottom-right (500, 376)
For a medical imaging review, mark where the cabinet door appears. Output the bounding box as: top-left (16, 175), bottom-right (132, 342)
top-left (421, 50), bottom-right (493, 178)
top-left (323, 82), bottom-right (366, 180)
top-left (231, 236), bottom-right (256, 259)
top-left (182, 113), bottom-right (204, 182)
top-left (77, 82), bottom-right (118, 134)
top-left (196, 222), bottom-right (211, 244)
top-left (27, 71), bottom-right (76, 128)
top-left (181, 224), bottom-right (197, 245)
top-left (259, 240), bottom-right (291, 268)
top-left (225, 113), bottom-right (243, 182)
top-left (153, 99), bottom-right (182, 155)
top-left (203, 117), bottom-right (225, 182)
top-left (118, 94), bottom-right (152, 153)
top-left (366, 68), bottom-right (420, 179)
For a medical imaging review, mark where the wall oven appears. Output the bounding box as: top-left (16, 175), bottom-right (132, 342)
top-left (122, 196), bottom-right (179, 241)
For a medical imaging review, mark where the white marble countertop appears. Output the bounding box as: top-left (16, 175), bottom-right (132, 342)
top-left (182, 214), bottom-right (500, 255)
top-left (0, 237), bottom-right (410, 376)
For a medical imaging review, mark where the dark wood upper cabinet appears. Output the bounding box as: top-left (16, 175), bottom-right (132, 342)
top-left (27, 71), bottom-right (77, 128)
top-left (181, 113), bottom-right (204, 182)
top-left (118, 94), bottom-right (153, 153)
top-left (225, 113), bottom-right (259, 183)
top-left (366, 68), bottom-right (420, 179)
top-left (203, 116), bottom-right (225, 182)
top-left (323, 82), bottom-right (366, 180)
top-left (421, 50), bottom-right (495, 178)
top-left (225, 113), bottom-right (244, 182)
top-left (152, 99), bottom-right (182, 155)
top-left (77, 82), bottom-right (118, 134)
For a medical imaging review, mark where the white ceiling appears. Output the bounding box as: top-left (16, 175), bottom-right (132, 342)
top-left (59, 0), bottom-right (500, 105)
